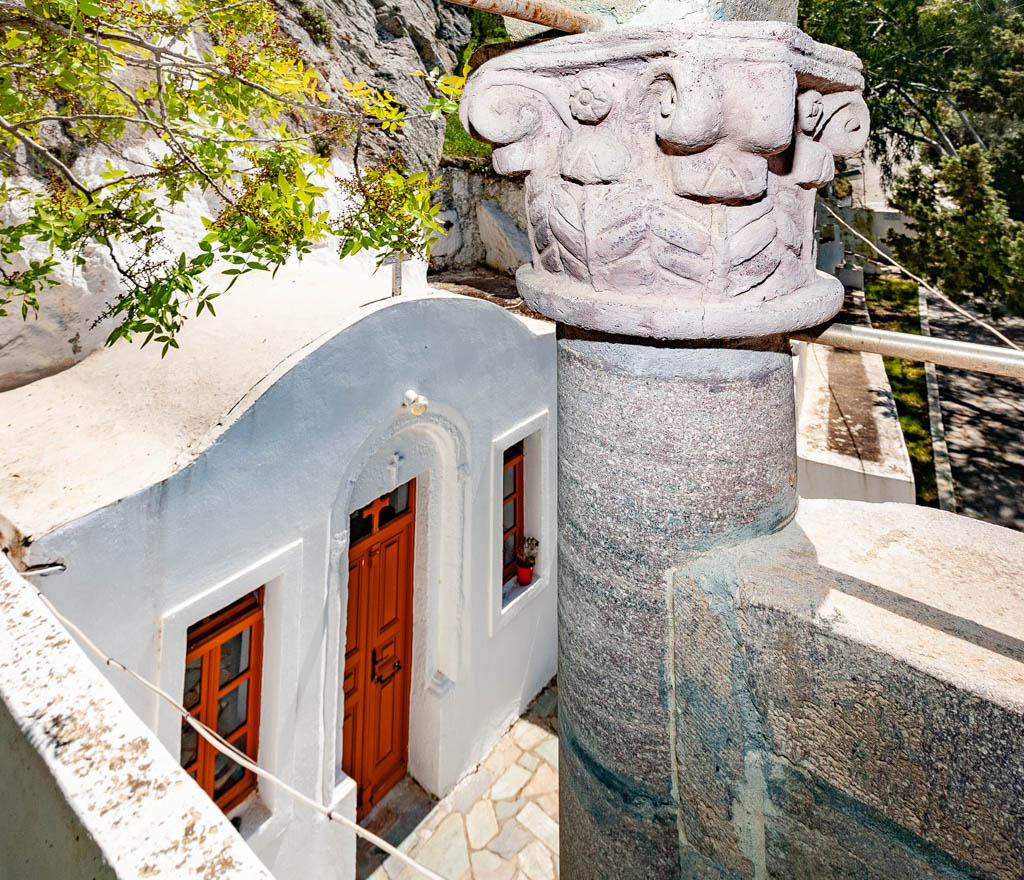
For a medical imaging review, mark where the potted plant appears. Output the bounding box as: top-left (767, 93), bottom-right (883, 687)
top-left (516, 536), bottom-right (539, 586)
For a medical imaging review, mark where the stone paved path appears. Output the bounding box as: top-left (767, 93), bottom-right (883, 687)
top-left (369, 681), bottom-right (560, 880)
top-left (925, 294), bottom-right (1024, 531)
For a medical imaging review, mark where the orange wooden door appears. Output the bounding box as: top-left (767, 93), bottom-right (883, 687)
top-left (343, 481), bottom-right (415, 819)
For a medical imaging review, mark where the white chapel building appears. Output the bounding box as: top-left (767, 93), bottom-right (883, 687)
top-left (0, 245), bottom-right (558, 878)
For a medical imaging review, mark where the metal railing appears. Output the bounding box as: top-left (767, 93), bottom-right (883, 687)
top-left (794, 323), bottom-right (1024, 380)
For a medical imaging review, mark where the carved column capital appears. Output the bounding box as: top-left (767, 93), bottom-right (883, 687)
top-left (460, 22), bottom-right (869, 339)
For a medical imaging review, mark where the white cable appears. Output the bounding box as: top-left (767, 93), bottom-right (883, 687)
top-left (819, 200), bottom-right (1023, 352)
top-left (29, 586), bottom-right (448, 880)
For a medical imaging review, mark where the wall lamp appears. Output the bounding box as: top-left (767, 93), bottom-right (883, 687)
top-left (402, 389), bottom-right (429, 416)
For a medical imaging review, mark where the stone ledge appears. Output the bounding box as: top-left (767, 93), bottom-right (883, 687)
top-left (0, 555), bottom-right (273, 880)
top-left (670, 499), bottom-right (1024, 879)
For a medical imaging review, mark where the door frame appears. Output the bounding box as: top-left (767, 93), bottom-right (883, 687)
top-left (328, 414), bottom-right (469, 807)
top-left (344, 480), bottom-right (416, 819)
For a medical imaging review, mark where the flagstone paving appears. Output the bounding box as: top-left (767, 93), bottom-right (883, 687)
top-left (369, 680), bottom-right (559, 880)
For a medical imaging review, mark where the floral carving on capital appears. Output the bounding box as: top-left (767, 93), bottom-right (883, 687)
top-left (459, 22), bottom-right (869, 339)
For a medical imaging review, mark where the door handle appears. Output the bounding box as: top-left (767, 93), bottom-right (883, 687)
top-left (376, 659), bottom-right (402, 685)
top-left (370, 648), bottom-right (402, 685)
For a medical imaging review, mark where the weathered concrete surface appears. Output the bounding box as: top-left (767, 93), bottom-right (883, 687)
top-left (671, 498), bottom-right (1024, 879)
top-left (556, 334), bottom-right (797, 878)
top-left (0, 555), bottom-right (273, 880)
top-left (794, 339), bottom-right (915, 504)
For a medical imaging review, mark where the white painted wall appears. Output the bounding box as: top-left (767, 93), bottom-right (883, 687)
top-left (24, 294), bottom-right (558, 880)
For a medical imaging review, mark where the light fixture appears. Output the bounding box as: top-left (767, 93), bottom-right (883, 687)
top-left (402, 389), bottom-right (429, 416)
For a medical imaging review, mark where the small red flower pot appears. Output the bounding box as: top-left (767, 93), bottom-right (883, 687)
top-left (516, 565), bottom-right (534, 586)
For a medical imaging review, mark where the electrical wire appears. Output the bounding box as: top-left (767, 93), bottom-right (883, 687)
top-left (28, 585), bottom-right (449, 880)
top-left (818, 200), bottom-right (1023, 352)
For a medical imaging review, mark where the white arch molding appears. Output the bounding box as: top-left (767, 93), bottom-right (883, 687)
top-left (325, 409), bottom-right (470, 804)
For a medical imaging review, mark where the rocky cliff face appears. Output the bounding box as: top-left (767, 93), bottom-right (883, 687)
top-left (277, 0), bottom-right (472, 170)
top-left (0, 0), bottom-right (472, 390)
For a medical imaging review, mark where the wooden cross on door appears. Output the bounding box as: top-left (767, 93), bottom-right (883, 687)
top-left (361, 495), bottom-right (392, 534)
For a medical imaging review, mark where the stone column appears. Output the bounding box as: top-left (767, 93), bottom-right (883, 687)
top-left (461, 22), bottom-right (869, 878)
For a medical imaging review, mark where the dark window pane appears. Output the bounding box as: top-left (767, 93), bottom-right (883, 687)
top-left (219, 627), bottom-right (251, 687)
top-left (350, 509), bottom-right (372, 543)
top-left (217, 680), bottom-right (249, 738)
top-left (377, 500), bottom-right (397, 528)
top-left (503, 441), bottom-right (523, 464)
top-left (180, 719), bottom-right (198, 769)
top-left (504, 533), bottom-right (515, 568)
top-left (503, 499), bottom-right (516, 532)
top-left (503, 465), bottom-right (515, 499)
top-left (214, 733), bottom-right (247, 798)
top-left (183, 657), bottom-right (202, 710)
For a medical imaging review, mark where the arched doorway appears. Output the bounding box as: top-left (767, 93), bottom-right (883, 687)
top-left (342, 479), bottom-right (416, 819)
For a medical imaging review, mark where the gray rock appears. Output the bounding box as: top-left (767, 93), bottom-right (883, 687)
top-left (431, 210), bottom-right (463, 260)
top-left (476, 200), bottom-right (531, 276)
top-left (277, 0), bottom-right (472, 172)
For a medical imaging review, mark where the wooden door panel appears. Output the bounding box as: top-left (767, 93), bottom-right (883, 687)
top-left (375, 532), bottom-right (404, 630)
top-left (344, 482), bottom-right (415, 819)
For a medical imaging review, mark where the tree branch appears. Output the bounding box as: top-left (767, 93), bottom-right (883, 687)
top-left (0, 113), bottom-right (92, 198)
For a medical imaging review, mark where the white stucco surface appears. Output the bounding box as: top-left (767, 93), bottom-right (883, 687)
top-left (2, 275), bottom-right (558, 880)
top-left (0, 250), bottom-right (429, 544)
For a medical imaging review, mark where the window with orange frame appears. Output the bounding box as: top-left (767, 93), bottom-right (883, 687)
top-left (180, 588), bottom-right (264, 813)
top-left (502, 440), bottom-right (525, 583)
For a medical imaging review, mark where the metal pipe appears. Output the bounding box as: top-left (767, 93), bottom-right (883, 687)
top-left (442, 0), bottom-right (604, 33)
top-left (794, 323), bottom-right (1024, 380)
top-left (19, 562), bottom-right (67, 578)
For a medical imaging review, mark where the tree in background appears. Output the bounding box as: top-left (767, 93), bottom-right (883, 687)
top-left (801, 0), bottom-right (1024, 316)
top-left (0, 0), bottom-right (465, 351)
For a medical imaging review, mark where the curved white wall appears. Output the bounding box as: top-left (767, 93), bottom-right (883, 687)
top-left (27, 294), bottom-right (558, 880)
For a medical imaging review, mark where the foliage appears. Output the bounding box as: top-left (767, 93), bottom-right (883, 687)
top-left (298, 3), bottom-right (332, 45)
top-left (516, 536), bottom-right (538, 567)
top-left (335, 157), bottom-right (440, 260)
top-left (0, 0), bottom-right (464, 351)
top-left (802, 0), bottom-right (1024, 312)
top-left (862, 276), bottom-right (937, 507)
top-left (443, 112), bottom-right (491, 159)
top-left (442, 9), bottom-right (505, 160)
top-left (886, 145), bottom-right (1024, 316)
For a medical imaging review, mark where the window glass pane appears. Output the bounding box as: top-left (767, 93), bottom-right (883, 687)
top-left (350, 510), bottom-right (372, 543)
top-left (378, 499), bottom-right (397, 528)
top-left (183, 657), bottom-right (202, 710)
top-left (214, 733), bottom-right (247, 798)
top-left (504, 533), bottom-right (515, 568)
top-left (503, 499), bottom-right (516, 532)
top-left (180, 719), bottom-right (198, 769)
top-left (391, 482), bottom-right (409, 516)
top-left (217, 680), bottom-right (249, 738)
top-left (219, 627), bottom-right (251, 687)
top-left (503, 464), bottom-right (515, 499)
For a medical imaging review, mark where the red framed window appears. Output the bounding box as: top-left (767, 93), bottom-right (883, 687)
top-left (502, 441), bottom-right (525, 583)
top-left (180, 588), bottom-right (264, 813)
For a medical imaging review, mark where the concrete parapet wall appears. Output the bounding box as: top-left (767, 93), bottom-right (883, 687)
top-left (794, 341), bottom-right (915, 504)
top-left (0, 555), bottom-right (273, 880)
top-left (670, 498), bottom-right (1024, 879)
